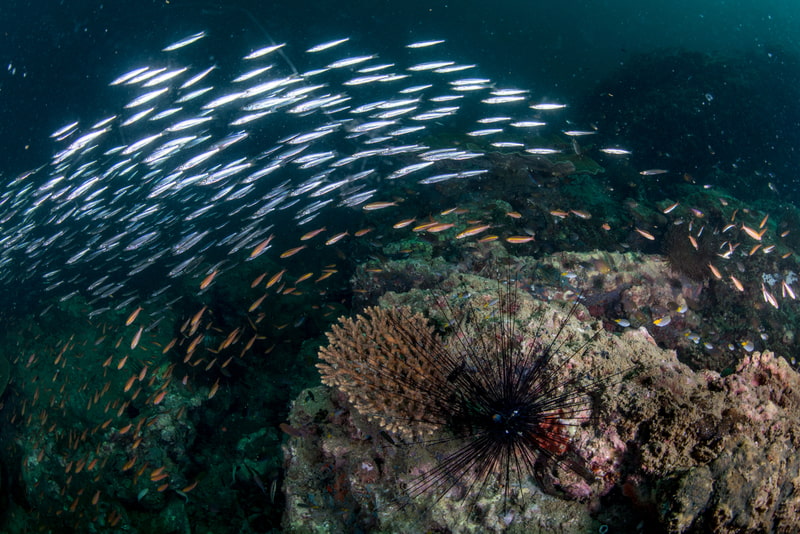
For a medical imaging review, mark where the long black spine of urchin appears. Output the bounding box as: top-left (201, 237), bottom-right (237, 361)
top-left (383, 279), bottom-right (604, 509)
top-left (317, 275), bottom-right (611, 513)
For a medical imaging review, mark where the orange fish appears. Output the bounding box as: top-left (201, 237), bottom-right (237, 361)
top-left (122, 456), bottom-right (137, 471)
top-left (123, 375), bottom-right (137, 392)
top-left (199, 270), bottom-right (218, 290)
top-left (280, 245), bottom-right (306, 258)
top-left (426, 223), bottom-right (455, 233)
top-left (730, 275), bottom-right (744, 292)
top-left (662, 202), bottom-right (679, 214)
top-left (393, 218), bottom-right (416, 229)
top-left (153, 389), bottom-right (167, 405)
top-left (208, 379), bottom-right (220, 399)
top-left (741, 224), bottom-right (765, 241)
top-left (266, 269), bottom-right (286, 288)
top-left (295, 272), bottom-right (314, 284)
top-left (315, 270), bottom-right (337, 282)
top-left (362, 201), bottom-right (397, 211)
top-left (300, 227), bottom-right (326, 241)
top-left (782, 280), bottom-right (796, 300)
top-left (250, 272), bottom-right (267, 288)
top-left (354, 228), bottom-right (373, 237)
top-left (248, 294), bottom-right (267, 312)
top-left (249, 234), bottom-right (275, 259)
top-left (325, 232), bottom-right (348, 245)
top-left (456, 225), bottom-right (491, 239)
top-left (505, 236), bottom-right (535, 244)
top-left (634, 228), bottom-right (655, 241)
top-left (162, 338), bottom-right (177, 354)
top-left (569, 209), bottom-right (591, 219)
top-left (125, 307), bottom-right (142, 326)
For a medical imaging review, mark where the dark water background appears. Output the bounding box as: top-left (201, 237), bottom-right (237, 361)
top-left (1, 0), bottom-right (798, 177)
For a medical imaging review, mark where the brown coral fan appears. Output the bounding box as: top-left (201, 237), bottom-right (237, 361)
top-left (316, 306), bottom-right (443, 439)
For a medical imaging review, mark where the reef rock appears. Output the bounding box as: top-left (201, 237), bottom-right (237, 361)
top-left (282, 269), bottom-right (800, 533)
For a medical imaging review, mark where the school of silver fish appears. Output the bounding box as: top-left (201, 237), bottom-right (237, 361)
top-left (0, 30), bottom-right (795, 360)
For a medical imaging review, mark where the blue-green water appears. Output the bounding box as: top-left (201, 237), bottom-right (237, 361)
top-left (0, 1), bottom-right (798, 532)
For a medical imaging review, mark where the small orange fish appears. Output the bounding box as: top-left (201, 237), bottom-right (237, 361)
top-left (199, 270), bottom-right (218, 290)
top-left (123, 375), bottom-right (137, 392)
top-left (125, 307), bottom-right (142, 326)
top-left (153, 389), bottom-right (167, 405)
top-left (300, 227), bottom-right (326, 241)
top-left (266, 269), bottom-right (287, 288)
top-left (280, 245), bottom-right (306, 258)
top-left (249, 294), bottom-right (267, 312)
top-left (688, 235), bottom-right (699, 250)
top-left (707, 263), bottom-right (722, 280)
top-left (505, 211), bottom-right (522, 219)
top-left (295, 272), bottom-right (314, 284)
top-left (354, 228), bottom-right (373, 237)
top-left (362, 201), bottom-right (397, 211)
top-left (162, 338), bottom-right (177, 354)
top-left (549, 209), bottom-right (569, 218)
top-left (315, 270), bottom-right (337, 283)
top-left (782, 280), bottom-right (796, 300)
top-left (122, 456), bottom-right (137, 471)
top-left (325, 232), bottom-right (348, 245)
top-left (249, 234), bottom-right (274, 259)
top-left (426, 223), bottom-right (455, 233)
top-left (741, 224), bottom-right (765, 241)
top-left (181, 481), bottom-right (198, 493)
top-left (393, 218), bottom-right (416, 229)
top-left (569, 209), bottom-right (591, 219)
top-left (456, 225), bottom-right (491, 239)
top-left (477, 235), bottom-right (499, 242)
top-left (662, 202), bottom-right (679, 214)
top-left (208, 379), bottom-right (220, 399)
top-left (762, 283), bottom-right (779, 309)
top-left (250, 272), bottom-right (267, 288)
top-left (730, 275), bottom-right (744, 292)
top-left (634, 228), bottom-right (655, 241)
top-left (130, 327), bottom-right (143, 350)
top-left (759, 214), bottom-right (769, 229)
top-left (505, 236), bottom-right (535, 244)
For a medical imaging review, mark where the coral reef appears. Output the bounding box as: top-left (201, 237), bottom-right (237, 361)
top-left (284, 269), bottom-right (800, 533)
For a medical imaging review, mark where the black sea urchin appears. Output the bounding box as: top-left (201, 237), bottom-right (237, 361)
top-left (317, 273), bottom-right (608, 517)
